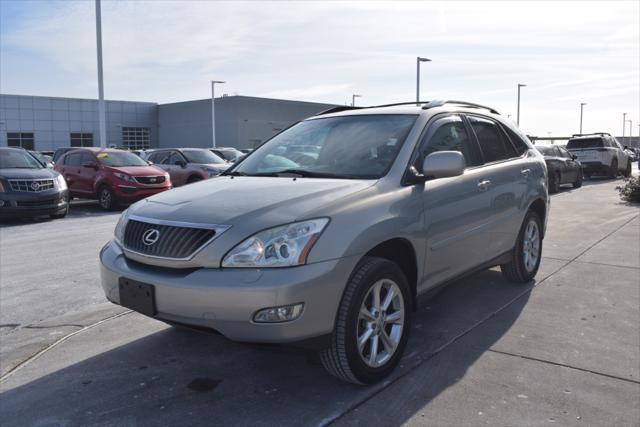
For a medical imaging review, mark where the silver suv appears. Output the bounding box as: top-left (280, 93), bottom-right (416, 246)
top-left (566, 133), bottom-right (632, 178)
top-left (100, 100), bottom-right (548, 384)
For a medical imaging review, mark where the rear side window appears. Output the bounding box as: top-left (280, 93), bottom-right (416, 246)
top-left (64, 153), bottom-right (82, 166)
top-left (80, 153), bottom-right (94, 165)
top-left (566, 138), bottom-right (604, 149)
top-left (416, 116), bottom-right (482, 167)
top-left (501, 125), bottom-right (530, 155)
top-left (467, 116), bottom-right (517, 163)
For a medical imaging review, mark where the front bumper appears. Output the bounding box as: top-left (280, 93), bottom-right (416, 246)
top-left (0, 189), bottom-right (68, 218)
top-left (113, 185), bottom-right (171, 203)
top-left (100, 240), bottom-right (358, 344)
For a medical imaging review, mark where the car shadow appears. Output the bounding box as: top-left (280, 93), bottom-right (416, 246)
top-left (0, 268), bottom-right (536, 426)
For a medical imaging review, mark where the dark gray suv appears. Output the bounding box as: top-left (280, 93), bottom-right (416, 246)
top-left (100, 100), bottom-right (548, 384)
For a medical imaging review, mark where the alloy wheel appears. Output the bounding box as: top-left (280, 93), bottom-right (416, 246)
top-left (522, 220), bottom-right (540, 273)
top-left (356, 279), bottom-right (405, 368)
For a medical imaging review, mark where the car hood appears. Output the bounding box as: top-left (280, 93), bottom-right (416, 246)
top-left (0, 168), bottom-right (58, 180)
top-left (105, 165), bottom-right (167, 176)
top-left (130, 176), bottom-right (375, 226)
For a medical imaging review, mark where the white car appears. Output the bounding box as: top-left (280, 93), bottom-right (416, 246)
top-left (566, 133), bottom-right (631, 178)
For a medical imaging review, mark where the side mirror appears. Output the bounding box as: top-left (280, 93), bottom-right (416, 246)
top-left (175, 159), bottom-right (187, 167)
top-left (571, 154), bottom-right (577, 160)
top-left (421, 151), bottom-right (465, 180)
top-left (82, 161), bottom-right (97, 169)
top-left (623, 145), bottom-right (629, 150)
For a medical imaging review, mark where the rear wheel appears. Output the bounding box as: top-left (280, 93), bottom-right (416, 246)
top-left (98, 186), bottom-right (117, 211)
top-left (320, 257), bottom-right (411, 384)
top-left (187, 175), bottom-right (202, 184)
top-left (608, 159), bottom-right (618, 179)
top-left (548, 172), bottom-right (560, 194)
top-left (573, 169), bottom-right (583, 188)
top-left (501, 210), bottom-right (543, 283)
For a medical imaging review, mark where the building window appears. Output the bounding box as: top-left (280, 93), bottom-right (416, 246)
top-left (122, 127), bottom-right (150, 150)
top-left (70, 132), bottom-right (94, 147)
top-left (7, 132), bottom-right (35, 150)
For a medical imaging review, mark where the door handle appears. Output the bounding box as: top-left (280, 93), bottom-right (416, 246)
top-left (521, 168), bottom-right (531, 177)
top-left (477, 179), bottom-right (491, 191)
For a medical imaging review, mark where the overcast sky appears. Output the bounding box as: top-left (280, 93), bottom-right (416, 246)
top-left (1, 0), bottom-right (638, 136)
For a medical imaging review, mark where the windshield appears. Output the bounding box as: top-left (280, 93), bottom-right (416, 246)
top-left (183, 149), bottom-right (226, 164)
top-left (0, 150), bottom-right (44, 169)
top-left (567, 138), bottom-right (604, 149)
top-left (535, 146), bottom-right (554, 156)
top-left (97, 151), bottom-right (149, 167)
top-left (233, 114), bottom-right (417, 179)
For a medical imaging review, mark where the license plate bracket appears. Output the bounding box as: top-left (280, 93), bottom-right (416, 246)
top-left (119, 278), bottom-right (157, 316)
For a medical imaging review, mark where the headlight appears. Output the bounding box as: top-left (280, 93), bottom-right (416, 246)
top-left (55, 174), bottom-right (67, 190)
top-left (114, 209), bottom-right (130, 245)
top-left (113, 172), bottom-right (135, 183)
top-left (222, 218), bottom-right (329, 268)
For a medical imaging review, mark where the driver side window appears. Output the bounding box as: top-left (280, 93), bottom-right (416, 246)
top-left (417, 117), bottom-right (481, 168)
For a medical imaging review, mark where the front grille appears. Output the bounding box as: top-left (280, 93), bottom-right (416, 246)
top-left (134, 176), bottom-right (166, 185)
top-left (16, 198), bottom-right (59, 207)
top-left (9, 179), bottom-right (55, 192)
top-left (123, 219), bottom-right (217, 259)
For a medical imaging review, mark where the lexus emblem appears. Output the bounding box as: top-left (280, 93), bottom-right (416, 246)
top-left (142, 229), bottom-right (160, 246)
top-left (30, 182), bottom-right (41, 191)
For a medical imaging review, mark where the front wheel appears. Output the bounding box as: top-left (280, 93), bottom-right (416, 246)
top-left (320, 257), bottom-right (411, 384)
top-left (98, 186), bottom-right (117, 211)
top-left (548, 172), bottom-right (560, 194)
top-left (501, 210), bottom-right (543, 283)
top-left (573, 169), bottom-right (583, 188)
top-left (622, 160), bottom-right (632, 178)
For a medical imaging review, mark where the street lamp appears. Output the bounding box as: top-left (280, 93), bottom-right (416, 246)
top-left (351, 94), bottom-right (362, 107)
top-left (211, 80), bottom-right (225, 148)
top-left (516, 83), bottom-right (527, 126)
top-left (579, 103), bottom-right (587, 134)
top-left (95, 0), bottom-right (106, 148)
top-left (627, 119), bottom-right (633, 137)
top-left (416, 57), bottom-right (432, 103)
top-left (623, 113), bottom-right (627, 137)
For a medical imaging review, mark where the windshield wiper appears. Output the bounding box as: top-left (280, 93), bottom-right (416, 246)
top-left (253, 169), bottom-right (355, 179)
top-left (222, 170), bottom-right (247, 176)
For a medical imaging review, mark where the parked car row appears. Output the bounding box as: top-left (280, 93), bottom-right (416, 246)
top-left (534, 132), bottom-right (634, 194)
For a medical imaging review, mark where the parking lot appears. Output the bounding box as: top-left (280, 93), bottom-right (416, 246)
top-left (0, 170), bottom-right (638, 426)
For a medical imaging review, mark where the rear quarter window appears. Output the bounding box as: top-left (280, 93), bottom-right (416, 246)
top-left (567, 138), bottom-right (604, 149)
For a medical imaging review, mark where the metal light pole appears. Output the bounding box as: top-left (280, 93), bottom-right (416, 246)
top-left (623, 113), bottom-right (627, 137)
top-left (579, 103), bottom-right (587, 134)
top-left (211, 80), bottom-right (225, 148)
top-left (416, 57), bottom-right (431, 103)
top-left (95, 0), bottom-right (106, 148)
top-left (627, 120), bottom-right (633, 137)
top-left (351, 94), bottom-right (361, 107)
top-left (516, 83), bottom-right (527, 126)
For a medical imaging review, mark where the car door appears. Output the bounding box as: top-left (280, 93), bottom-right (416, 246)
top-left (557, 146), bottom-right (578, 182)
top-left (166, 151), bottom-right (190, 186)
top-left (417, 115), bottom-right (494, 287)
top-left (76, 152), bottom-right (98, 194)
top-left (466, 115), bottom-right (529, 257)
top-left (59, 152), bottom-right (84, 196)
top-left (149, 151), bottom-right (176, 183)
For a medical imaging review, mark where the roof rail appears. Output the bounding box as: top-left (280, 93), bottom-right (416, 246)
top-left (315, 106), bottom-right (362, 116)
top-left (424, 100), bottom-right (500, 115)
top-left (570, 132), bottom-right (611, 138)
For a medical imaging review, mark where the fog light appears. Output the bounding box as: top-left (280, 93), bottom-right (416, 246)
top-left (253, 303), bottom-right (304, 323)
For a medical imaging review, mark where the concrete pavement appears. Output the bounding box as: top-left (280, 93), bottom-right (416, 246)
top-left (0, 173), bottom-right (638, 426)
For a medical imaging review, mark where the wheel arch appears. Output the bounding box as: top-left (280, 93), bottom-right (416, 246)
top-left (361, 238), bottom-right (419, 311)
top-left (528, 198), bottom-right (547, 238)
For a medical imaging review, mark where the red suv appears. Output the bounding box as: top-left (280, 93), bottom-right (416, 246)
top-left (54, 148), bottom-right (171, 210)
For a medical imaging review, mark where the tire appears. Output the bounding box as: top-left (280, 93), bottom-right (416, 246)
top-left (622, 160), bottom-right (632, 178)
top-left (548, 172), bottom-right (560, 194)
top-left (50, 206), bottom-right (68, 219)
top-left (500, 210), bottom-right (543, 283)
top-left (187, 175), bottom-right (202, 184)
top-left (98, 186), bottom-right (117, 211)
top-left (608, 159), bottom-right (618, 179)
top-left (573, 169), bottom-right (583, 188)
top-left (583, 171), bottom-right (591, 179)
top-left (319, 256), bottom-right (412, 384)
